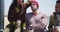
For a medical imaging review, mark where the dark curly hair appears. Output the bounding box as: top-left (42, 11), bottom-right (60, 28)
top-left (9, 0), bottom-right (24, 9)
top-left (9, 0), bottom-right (17, 9)
top-left (56, 0), bottom-right (60, 3)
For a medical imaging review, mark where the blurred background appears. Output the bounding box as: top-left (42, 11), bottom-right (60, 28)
top-left (4, 0), bottom-right (57, 30)
top-left (0, 0), bottom-right (4, 32)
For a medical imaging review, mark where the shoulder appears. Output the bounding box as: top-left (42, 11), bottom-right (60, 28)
top-left (25, 12), bottom-right (33, 16)
top-left (50, 12), bottom-right (57, 18)
top-left (49, 13), bottom-right (56, 22)
top-left (50, 13), bottom-right (55, 18)
top-left (40, 13), bottom-right (47, 17)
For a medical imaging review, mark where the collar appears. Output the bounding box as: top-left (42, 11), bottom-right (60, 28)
top-left (32, 10), bottom-right (41, 16)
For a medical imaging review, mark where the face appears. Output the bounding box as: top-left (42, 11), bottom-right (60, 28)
top-left (17, 0), bottom-right (22, 5)
top-left (31, 2), bottom-right (38, 11)
top-left (55, 3), bottom-right (60, 14)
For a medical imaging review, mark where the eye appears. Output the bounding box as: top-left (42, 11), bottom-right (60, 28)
top-left (32, 3), bottom-right (35, 6)
top-left (32, 4), bottom-right (35, 5)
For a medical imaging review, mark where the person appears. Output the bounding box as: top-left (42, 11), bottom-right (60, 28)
top-left (25, 1), bottom-right (48, 32)
top-left (48, 0), bottom-right (60, 32)
top-left (4, 0), bottom-right (31, 32)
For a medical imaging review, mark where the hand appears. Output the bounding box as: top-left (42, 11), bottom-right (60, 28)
top-left (16, 20), bottom-right (21, 27)
top-left (52, 28), bottom-right (59, 32)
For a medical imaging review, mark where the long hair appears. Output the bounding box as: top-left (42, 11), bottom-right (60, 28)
top-left (9, 0), bottom-right (17, 9)
top-left (9, 0), bottom-right (24, 9)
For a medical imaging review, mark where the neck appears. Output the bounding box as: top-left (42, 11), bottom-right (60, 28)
top-left (55, 12), bottom-right (60, 15)
top-left (33, 10), bottom-right (37, 14)
top-left (57, 13), bottom-right (60, 15)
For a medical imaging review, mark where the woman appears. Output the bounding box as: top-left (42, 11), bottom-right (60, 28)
top-left (4, 0), bottom-right (30, 32)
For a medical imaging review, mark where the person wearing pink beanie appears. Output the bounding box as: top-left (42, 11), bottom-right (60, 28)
top-left (25, 1), bottom-right (48, 32)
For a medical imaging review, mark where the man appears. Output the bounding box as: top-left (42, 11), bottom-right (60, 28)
top-left (48, 0), bottom-right (60, 32)
top-left (4, 0), bottom-right (31, 32)
top-left (25, 1), bottom-right (48, 32)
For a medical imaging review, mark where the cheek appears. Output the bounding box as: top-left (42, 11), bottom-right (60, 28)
top-left (55, 8), bottom-right (60, 13)
top-left (17, 0), bottom-right (22, 4)
top-left (31, 5), bottom-right (37, 9)
top-left (57, 8), bottom-right (60, 11)
top-left (31, 6), bottom-right (34, 9)
top-left (59, 7), bottom-right (60, 10)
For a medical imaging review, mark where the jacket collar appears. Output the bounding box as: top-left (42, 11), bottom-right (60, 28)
top-left (53, 12), bottom-right (59, 26)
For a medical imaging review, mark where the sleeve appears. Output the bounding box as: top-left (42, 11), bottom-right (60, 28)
top-left (8, 7), bottom-right (14, 23)
top-left (48, 15), bottom-right (54, 32)
top-left (25, 14), bottom-right (30, 29)
top-left (37, 14), bottom-right (48, 29)
top-left (41, 14), bottom-right (48, 28)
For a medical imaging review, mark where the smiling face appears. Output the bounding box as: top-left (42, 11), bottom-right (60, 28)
top-left (55, 3), bottom-right (60, 14)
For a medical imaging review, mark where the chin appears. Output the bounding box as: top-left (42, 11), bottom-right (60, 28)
top-left (32, 9), bottom-right (37, 11)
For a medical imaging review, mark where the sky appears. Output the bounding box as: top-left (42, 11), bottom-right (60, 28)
top-left (4, 0), bottom-right (57, 16)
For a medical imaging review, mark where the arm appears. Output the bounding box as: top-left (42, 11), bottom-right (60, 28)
top-left (48, 15), bottom-right (54, 32)
top-left (41, 14), bottom-right (48, 29)
top-left (25, 14), bottom-right (29, 28)
top-left (36, 14), bottom-right (48, 29)
top-left (8, 4), bottom-right (16, 23)
top-left (8, 8), bottom-right (13, 23)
